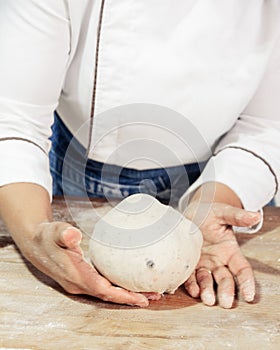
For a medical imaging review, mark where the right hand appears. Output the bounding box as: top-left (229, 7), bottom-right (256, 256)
top-left (184, 201), bottom-right (259, 308)
top-left (20, 221), bottom-right (160, 307)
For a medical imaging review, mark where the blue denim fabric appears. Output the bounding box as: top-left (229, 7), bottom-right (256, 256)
top-left (49, 113), bottom-right (205, 204)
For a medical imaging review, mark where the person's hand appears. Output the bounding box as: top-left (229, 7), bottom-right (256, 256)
top-left (184, 201), bottom-right (261, 308)
top-left (0, 183), bottom-right (160, 307)
top-left (20, 221), bottom-right (161, 307)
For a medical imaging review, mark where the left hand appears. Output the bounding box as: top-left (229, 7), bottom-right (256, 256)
top-left (184, 201), bottom-right (261, 308)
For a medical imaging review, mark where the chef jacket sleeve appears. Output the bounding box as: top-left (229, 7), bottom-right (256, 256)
top-left (179, 32), bottom-right (280, 232)
top-left (0, 1), bottom-right (70, 200)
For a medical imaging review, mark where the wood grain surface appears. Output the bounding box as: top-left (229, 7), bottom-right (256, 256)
top-left (0, 198), bottom-right (279, 350)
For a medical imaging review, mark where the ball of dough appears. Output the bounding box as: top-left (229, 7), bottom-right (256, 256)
top-left (89, 193), bottom-right (202, 294)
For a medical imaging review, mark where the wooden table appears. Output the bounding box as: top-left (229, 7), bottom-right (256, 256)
top-left (0, 198), bottom-right (279, 350)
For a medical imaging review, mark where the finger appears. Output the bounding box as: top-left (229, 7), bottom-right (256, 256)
top-left (237, 267), bottom-right (255, 302)
top-left (228, 253), bottom-right (255, 302)
top-left (215, 205), bottom-right (260, 227)
top-left (97, 284), bottom-right (150, 307)
top-left (60, 263), bottom-right (150, 307)
top-left (58, 226), bottom-right (83, 249)
top-left (184, 271), bottom-right (200, 298)
top-left (142, 292), bottom-right (162, 301)
top-left (212, 266), bottom-right (235, 309)
top-left (39, 221), bottom-right (82, 249)
top-left (196, 268), bottom-right (215, 306)
top-left (79, 268), bottom-right (149, 307)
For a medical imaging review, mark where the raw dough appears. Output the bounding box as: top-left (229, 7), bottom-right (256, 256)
top-left (89, 193), bottom-right (202, 294)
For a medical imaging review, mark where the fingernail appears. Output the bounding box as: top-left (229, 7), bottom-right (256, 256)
top-left (242, 280), bottom-right (255, 302)
top-left (244, 290), bottom-right (255, 302)
top-left (136, 297), bottom-right (149, 307)
top-left (219, 294), bottom-right (234, 309)
top-left (68, 239), bottom-right (81, 247)
top-left (63, 228), bottom-right (82, 245)
top-left (202, 292), bottom-right (215, 306)
top-left (147, 294), bottom-right (161, 301)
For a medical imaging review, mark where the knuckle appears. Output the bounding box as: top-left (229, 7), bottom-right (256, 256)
top-left (196, 273), bottom-right (213, 286)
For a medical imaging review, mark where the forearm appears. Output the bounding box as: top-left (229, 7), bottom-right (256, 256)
top-left (0, 183), bottom-right (52, 247)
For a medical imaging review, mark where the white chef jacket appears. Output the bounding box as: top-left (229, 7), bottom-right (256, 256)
top-left (1, 0), bottom-right (280, 216)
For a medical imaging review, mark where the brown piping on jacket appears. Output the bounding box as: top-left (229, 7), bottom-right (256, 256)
top-left (215, 146), bottom-right (279, 195)
top-left (0, 137), bottom-right (47, 155)
top-left (86, 0), bottom-right (106, 158)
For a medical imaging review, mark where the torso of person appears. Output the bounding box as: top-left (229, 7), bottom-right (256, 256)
top-left (57, 0), bottom-right (280, 169)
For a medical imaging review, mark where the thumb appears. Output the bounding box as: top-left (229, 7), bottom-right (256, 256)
top-left (52, 223), bottom-right (83, 249)
top-left (218, 205), bottom-right (261, 227)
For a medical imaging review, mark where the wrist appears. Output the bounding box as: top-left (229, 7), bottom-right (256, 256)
top-left (190, 182), bottom-right (243, 209)
top-left (0, 183), bottom-right (52, 244)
